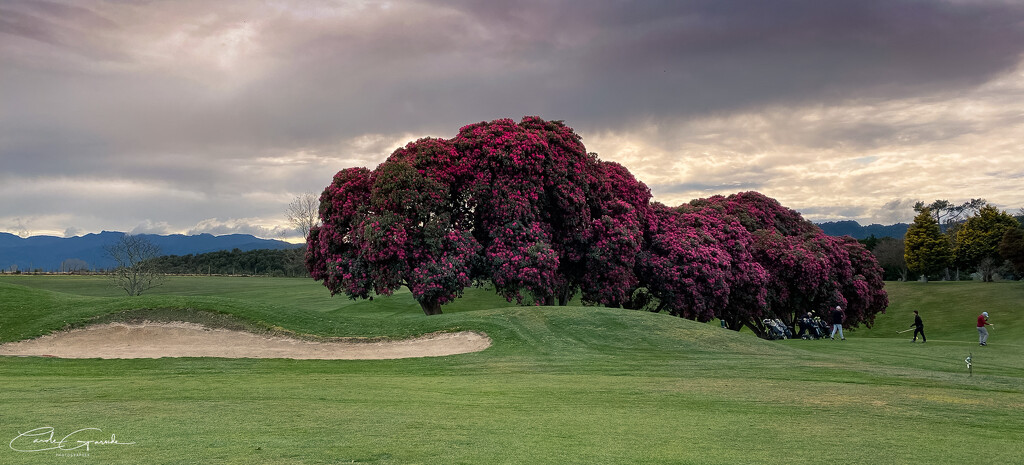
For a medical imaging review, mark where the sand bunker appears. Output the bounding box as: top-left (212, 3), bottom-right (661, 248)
top-left (0, 322), bottom-right (491, 360)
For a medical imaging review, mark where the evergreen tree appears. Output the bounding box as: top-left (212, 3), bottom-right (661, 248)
top-left (904, 208), bottom-right (953, 281)
top-left (954, 205), bottom-right (1020, 281)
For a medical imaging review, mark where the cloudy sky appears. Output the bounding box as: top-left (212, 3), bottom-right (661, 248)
top-left (2, 0), bottom-right (1023, 242)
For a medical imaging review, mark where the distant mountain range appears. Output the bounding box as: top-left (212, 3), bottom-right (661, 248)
top-left (1, 222), bottom-right (906, 272)
top-left (0, 231), bottom-right (301, 272)
top-left (815, 221), bottom-right (909, 239)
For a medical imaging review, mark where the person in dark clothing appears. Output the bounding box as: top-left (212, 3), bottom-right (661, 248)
top-left (911, 310), bottom-right (926, 343)
top-left (830, 305), bottom-right (845, 340)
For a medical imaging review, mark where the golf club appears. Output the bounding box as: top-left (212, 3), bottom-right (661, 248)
top-left (897, 328), bottom-right (914, 334)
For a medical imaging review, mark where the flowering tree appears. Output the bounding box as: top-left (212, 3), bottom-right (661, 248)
top-left (578, 159), bottom-right (651, 307)
top-left (749, 230), bottom-right (850, 335)
top-left (681, 191), bottom-right (885, 334)
top-left (640, 203), bottom-right (759, 323)
top-left (692, 191), bottom-right (818, 236)
top-left (306, 140), bottom-right (480, 315)
top-left (837, 236), bottom-right (888, 327)
top-left (306, 118), bottom-right (887, 331)
top-left (305, 167), bottom-right (374, 299)
top-left (675, 202), bottom-right (770, 331)
top-left (453, 117), bottom-right (594, 305)
top-left (364, 138), bottom-right (477, 315)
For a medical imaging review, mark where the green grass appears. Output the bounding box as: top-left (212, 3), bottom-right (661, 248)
top-left (865, 280), bottom-right (1022, 342)
top-left (1, 275), bottom-right (1022, 464)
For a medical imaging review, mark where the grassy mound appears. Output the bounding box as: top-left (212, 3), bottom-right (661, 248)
top-left (1, 277), bottom-right (789, 362)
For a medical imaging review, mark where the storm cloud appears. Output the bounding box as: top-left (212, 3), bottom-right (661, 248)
top-left (2, 0), bottom-right (1023, 239)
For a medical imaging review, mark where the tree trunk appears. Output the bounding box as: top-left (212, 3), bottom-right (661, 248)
top-left (419, 300), bottom-right (443, 315)
top-left (554, 286), bottom-right (572, 306)
top-left (544, 295), bottom-right (556, 306)
top-left (745, 321), bottom-right (766, 338)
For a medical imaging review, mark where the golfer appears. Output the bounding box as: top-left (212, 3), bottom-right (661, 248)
top-left (977, 312), bottom-right (992, 346)
top-left (830, 305), bottom-right (845, 341)
top-left (911, 310), bottom-right (926, 343)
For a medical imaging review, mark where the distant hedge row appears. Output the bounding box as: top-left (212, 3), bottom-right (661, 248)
top-left (147, 247), bottom-right (307, 277)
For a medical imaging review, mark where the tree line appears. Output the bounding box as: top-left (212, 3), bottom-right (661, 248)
top-left (94, 234), bottom-right (308, 297)
top-left (863, 199), bottom-right (1024, 282)
top-left (145, 247), bottom-right (307, 277)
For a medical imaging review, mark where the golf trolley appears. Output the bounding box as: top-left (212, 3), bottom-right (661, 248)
top-left (796, 315), bottom-right (830, 339)
top-left (762, 318), bottom-right (793, 340)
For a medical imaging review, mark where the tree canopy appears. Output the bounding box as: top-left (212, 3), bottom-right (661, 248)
top-left (913, 198), bottom-right (986, 229)
top-left (954, 204), bottom-right (1020, 281)
top-left (306, 117), bottom-right (887, 336)
top-left (1000, 227), bottom-right (1024, 277)
top-left (904, 208), bottom-right (953, 281)
top-left (148, 247), bottom-right (306, 277)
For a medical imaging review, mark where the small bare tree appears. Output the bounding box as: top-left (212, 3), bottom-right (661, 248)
top-left (286, 192), bottom-right (321, 240)
top-left (976, 257), bottom-right (998, 282)
top-left (105, 234), bottom-right (165, 296)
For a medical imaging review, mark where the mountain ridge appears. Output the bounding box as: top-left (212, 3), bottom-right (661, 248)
top-left (814, 220), bottom-right (909, 239)
top-left (2, 221), bottom-right (911, 272)
top-left (0, 231), bottom-right (301, 272)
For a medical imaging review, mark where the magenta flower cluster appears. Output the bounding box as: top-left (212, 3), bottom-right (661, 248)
top-left (305, 117), bottom-right (887, 332)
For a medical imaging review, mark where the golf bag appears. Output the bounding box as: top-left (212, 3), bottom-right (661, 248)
top-left (797, 316), bottom-right (813, 339)
top-left (811, 317), bottom-right (831, 339)
top-left (781, 320), bottom-right (794, 339)
top-left (762, 318), bottom-right (791, 340)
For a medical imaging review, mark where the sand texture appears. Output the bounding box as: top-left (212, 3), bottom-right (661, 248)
top-left (0, 322), bottom-right (491, 359)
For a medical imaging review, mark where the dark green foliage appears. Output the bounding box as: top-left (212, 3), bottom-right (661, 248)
top-left (914, 198), bottom-right (986, 229)
top-left (953, 205), bottom-right (1020, 281)
top-left (858, 234), bottom-right (879, 251)
top-left (146, 247), bottom-right (307, 277)
top-left (999, 227), bottom-right (1024, 277)
top-left (904, 208), bottom-right (953, 281)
